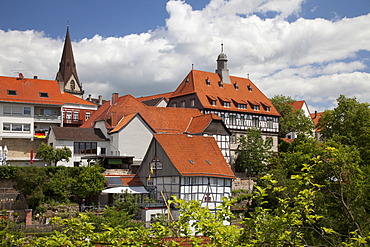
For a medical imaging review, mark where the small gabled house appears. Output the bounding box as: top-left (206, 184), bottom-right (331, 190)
top-left (48, 127), bottom-right (110, 167)
top-left (137, 133), bottom-right (235, 223)
top-left (286, 100), bottom-right (313, 139)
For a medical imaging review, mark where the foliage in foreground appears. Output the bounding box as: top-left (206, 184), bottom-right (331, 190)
top-left (3, 154), bottom-right (370, 246)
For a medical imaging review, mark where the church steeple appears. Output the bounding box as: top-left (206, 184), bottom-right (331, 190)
top-left (215, 44), bottom-right (231, 84)
top-left (56, 26), bottom-right (84, 98)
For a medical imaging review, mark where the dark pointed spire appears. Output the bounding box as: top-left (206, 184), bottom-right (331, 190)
top-left (56, 26), bottom-right (84, 98)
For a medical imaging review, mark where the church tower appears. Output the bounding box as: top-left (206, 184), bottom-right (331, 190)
top-left (56, 26), bottom-right (84, 98)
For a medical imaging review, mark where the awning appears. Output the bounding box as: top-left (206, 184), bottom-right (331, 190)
top-left (101, 186), bottom-right (149, 194)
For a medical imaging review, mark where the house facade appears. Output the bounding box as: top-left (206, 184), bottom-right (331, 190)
top-left (48, 127), bottom-right (110, 167)
top-left (137, 134), bottom-right (235, 224)
top-left (167, 51), bottom-right (280, 164)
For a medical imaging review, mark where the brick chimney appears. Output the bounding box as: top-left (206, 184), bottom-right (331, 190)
top-left (111, 93), bottom-right (119, 105)
top-left (98, 95), bottom-right (103, 105)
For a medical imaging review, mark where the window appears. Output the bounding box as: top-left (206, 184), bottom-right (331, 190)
top-left (73, 142), bottom-right (97, 155)
top-left (218, 81), bottom-right (223, 88)
top-left (237, 104), bottom-right (246, 109)
top-left (247, 85), bottom-right (252, 91)
top-left (230, 115), bottom-right (236, 125)
top-left (253, 105), bottom-right (260, 111)
top-left (205, 78), bottom-right (210, 86)
top-left (265, 106), bottom-right (270, 112)
top-left (181, 100), bottom-right (186, 108)
top-left (223, 101), bottom-right (230, 107)
top-left (211, 100), bottom-right (216, 106)
top-left (40, 109), bottom-right (53, 116)
top-left (66, 111), bottom-right (72, 120)
top-left (234, 83), bottom-right (239, 90)
top-left (23, 107), bottom-right (31, 116)
top-left (3, 106), bottom-right (29, 116)
top-left (267, 118), bottom-right (273, 128)
top-left (101, 148), bottom-right (106, 155)
top-left (172, 102), bottom-right (177, 107)
top-left (3, 123), bottom-right (30, 132)
top-left (252, 117), bottom-right (260, 127)
top-left (7, 90), bottom-right (17, 95)
top-left (190, 99), bottom-right (195, 107)
top-left (85, 112), bottom-right (91, 121)
top-left (39, 92), bottom-right (49, 98)
top-left (73, 112), bottom-right (79, 120)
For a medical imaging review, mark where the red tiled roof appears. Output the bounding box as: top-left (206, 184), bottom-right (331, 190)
top-left (0, 76), bottom-right (64, 105)
top-left (154, 134), bottom-right (235, 178)
top-left (310, 112), bottom-right (324, 131)
top-left (81, 94), bottom-right (205, 134)
top-left (61, 92), bottom-right (96, 106)
top-left (109, 113), bottom-right (137, 134)
top-left (105, 175), bottom-right (144, 186)
top-left (281, 138), bottom-right (294, 143)
top-left (185, 114), bottom-right (221, 134)
top-left (170, 70), bottom-right (280, 116)
top-left (290, 100), bottom-right (306, 110)
top-left (137, 92), bottom-right (173, 102)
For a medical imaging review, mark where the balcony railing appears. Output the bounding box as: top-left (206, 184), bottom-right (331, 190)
top-left (63, 119), bottom-right (83, 125)
top-left (34, 115), bottom-right (61, 122)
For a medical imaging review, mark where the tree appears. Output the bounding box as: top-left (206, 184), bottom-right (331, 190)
top-left (318, 95), bottom-right (370, 163)
top-left (36, 143), bottom-right (72, 166)
top-left (13, 167), bottom-right (48, 208)
top-left (268, 136), bottom-right (370, 245)
top-left (234, 128), bottom-right (273, 175)
top-left (71, 165), bottom-right (106, 202)
top-left (270, 95), bottom-right (314, 138)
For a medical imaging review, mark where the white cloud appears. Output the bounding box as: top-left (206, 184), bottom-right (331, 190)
top-left (0, 0), bottom-right (369, 112)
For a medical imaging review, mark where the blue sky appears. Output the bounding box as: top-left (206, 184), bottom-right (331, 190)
top-left (0, 0), bottom-right (369, 112)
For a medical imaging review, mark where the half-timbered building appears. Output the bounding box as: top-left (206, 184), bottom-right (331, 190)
top-left (137, 133), bottom-right (235, 223)
top-left (167, 51), bottom-right (280, 164)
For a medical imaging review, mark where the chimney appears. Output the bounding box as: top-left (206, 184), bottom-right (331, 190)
top-left (88, 94), bottom-right (92, 101)
top-left (98, 95), bottom-right (103, 105)
top-left (17, 73), bottom-right (24, 80)
top-left (111, 93), bottom-right (119, 105)
top-left (314, 111), bottom-right (317, 119)
top-left (33, 75), bottom-right (38, 79)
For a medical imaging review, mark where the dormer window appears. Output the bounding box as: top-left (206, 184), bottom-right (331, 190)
top-left (205, 78), bottom-right (210, 86)
top-left (266, 106), bottom-right (270, 112)
top-left (185, 78), bottom-right (189, 84)
top-left (7, 90), bottom-right (17, 96)
top-left (190, 98), bottom-right (195, 107)
top-left (253, 105), bottom-right (260, 111)
top-left (218, 81), bottom-right (223, 88)
top-left (234, 83), bottom-right (239, 90)
top-left (39, 92), bottom-right (49, 98)
top-left (238, 104), bottom-right (246, 109)
top-left (223, 101), bottom-right (230, 107)
top-left (181, 100), bottom-right (186, 108)
top-left (247, 85), bottom-right (252, 91)
top-left (211, 100), bottom-right (216, 106)
top-left (172, 102), bottom-right (177, 107)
